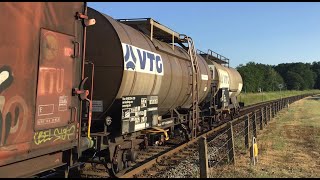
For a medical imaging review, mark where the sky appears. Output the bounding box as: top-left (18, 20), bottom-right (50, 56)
top-left (88, 2), bottom-right (320, 68)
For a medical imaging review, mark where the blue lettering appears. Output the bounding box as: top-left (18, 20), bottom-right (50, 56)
top-left (156, 56), bottom-right (163, 73)
top-left (147, 53), bottom-right (155, 72)
top-left (129, 46), bottom-right (136, 63)
top-left (124, 45), bottom-right (130, 62)
top-left (124, 45), bottom-right (137, 70)
top-left (137, 49), bottom-right (147, 70)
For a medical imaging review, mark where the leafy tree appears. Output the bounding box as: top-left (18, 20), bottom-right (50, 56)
top-left (285, 71), bottom-right (304, 90)
top-left (275, 62), bottom-right (316, 90)
top-left (311, 61), bottom-right (320, 89)
top-left (237, 62), bottom-right (283, 92)
top-left (236, 61), bottom-right (319, 92)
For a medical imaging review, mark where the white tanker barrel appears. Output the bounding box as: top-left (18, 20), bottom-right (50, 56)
top-left (225, 67), bottom-right (243, 97)
top-left (85, 7), bottom-right (211, 127)
top-left (206, 61), bottom-right (243, 97)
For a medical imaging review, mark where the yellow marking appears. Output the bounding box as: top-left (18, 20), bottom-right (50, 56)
top-left (143, 127), bottom-right (169, 141)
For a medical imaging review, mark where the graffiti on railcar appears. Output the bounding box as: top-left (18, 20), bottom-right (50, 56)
top-left (38, 67), bottom-right (64, 96)
top-left (0, 66), bottom-right (13, 94)
top-left (0, 66), bottom-right (28, 146)
top-left (33, 125), bottom-right (76, 145)
top-left (53, 125), bottom-right (75, 142)
top-left (33, 129), bottom-right (52, 145)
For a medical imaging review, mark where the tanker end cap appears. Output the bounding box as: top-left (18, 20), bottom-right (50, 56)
top-left (85, 18), bottom-right (96, 26)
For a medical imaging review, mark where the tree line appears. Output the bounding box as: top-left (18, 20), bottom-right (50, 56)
top-left (236, 61), bottom-right (320, 92)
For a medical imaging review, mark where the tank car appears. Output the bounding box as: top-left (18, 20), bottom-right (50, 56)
top-left (80, 7), bottom-right (243, 174)
top-left (0, 2), bottom-right (243, 177)
top-left (0, 2), bottom-right (95, 177)
top-left (199, 51), bottom-right (243, 121)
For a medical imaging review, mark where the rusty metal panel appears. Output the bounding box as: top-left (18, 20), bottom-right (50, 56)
top-left (35, 29), bottom-right (75, 130)
top-left (0, 151), bottom-right (64, 178)
top-left (0, 2), bottom-right (85, 170)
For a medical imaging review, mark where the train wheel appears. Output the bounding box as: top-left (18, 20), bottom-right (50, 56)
top-left (123, 149), bottom-right (137, 164)
top-left (110, 150), bottom-right (125, 174)
top-left (113, 161), bottom-right (124, 174)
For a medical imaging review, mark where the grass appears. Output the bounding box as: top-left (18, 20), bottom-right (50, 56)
top-left (209, 95), bottom-right (320, 178)
top-left (238, 89), bottom-right (320, 106)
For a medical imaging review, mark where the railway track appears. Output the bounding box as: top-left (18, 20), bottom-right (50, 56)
top-left (77, 94), bottom-right (312, 178)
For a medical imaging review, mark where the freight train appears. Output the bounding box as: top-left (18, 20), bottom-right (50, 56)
top-left (0, 2), bottom-right (242, 177)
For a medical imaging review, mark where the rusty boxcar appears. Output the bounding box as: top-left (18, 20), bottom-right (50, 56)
top-left (0, 2), bottom-right (94, 177)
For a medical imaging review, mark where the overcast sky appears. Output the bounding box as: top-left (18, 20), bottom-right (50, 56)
top-left (88, 2), bottom-right (320, 68)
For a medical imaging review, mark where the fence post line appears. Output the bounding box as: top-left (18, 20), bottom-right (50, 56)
top-left (245, 115), bottom-right (250, 149)
top-left (272, 103), bottom-right (275, 118)
top-left (269, 105), bottom-right (272, 121)
top-left (227, 122), bottom-right (236, 165)
top-left (199, 136), bottom-right (209, 178)
top-left (280, 100), bottom-right (282, 110)
top-left (271, 103), bottom-right (274, 118)
top-left (265, 106), bottom-right (268, 125)
top-left (260, 108), bottom-right (264, 130)
top-left (253, 112), bottom-right (257, 138)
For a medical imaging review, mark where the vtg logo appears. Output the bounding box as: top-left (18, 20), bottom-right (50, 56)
top-left (122, 43), bottom-right (164, 76)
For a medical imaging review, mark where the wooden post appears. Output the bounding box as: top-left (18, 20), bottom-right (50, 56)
top-left (260, 108), bottom-right (263, 130)
top-left (280, 100), bottom-right (282, 111)
top-left (265, 106), bottom-right (268, 125)
top-left (199, 137), bottom-right (209, 178)
top-left (227, 122), bottom-right (235, 165)
top-left (253, 112), bottom-right (257, 138)
top-left (272, 103), bottom-right (275, 117)
top-left (269, 105), bottom-right (272, 121)
top-left (245, 115), bottom-right (250, 149)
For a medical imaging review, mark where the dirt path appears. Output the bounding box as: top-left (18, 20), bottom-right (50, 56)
top-left (213, 95), bottom-right (320, 178)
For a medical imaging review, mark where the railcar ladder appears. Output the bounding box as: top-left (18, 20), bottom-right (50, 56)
top-left (181, 35), bottom-right (200, 139)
